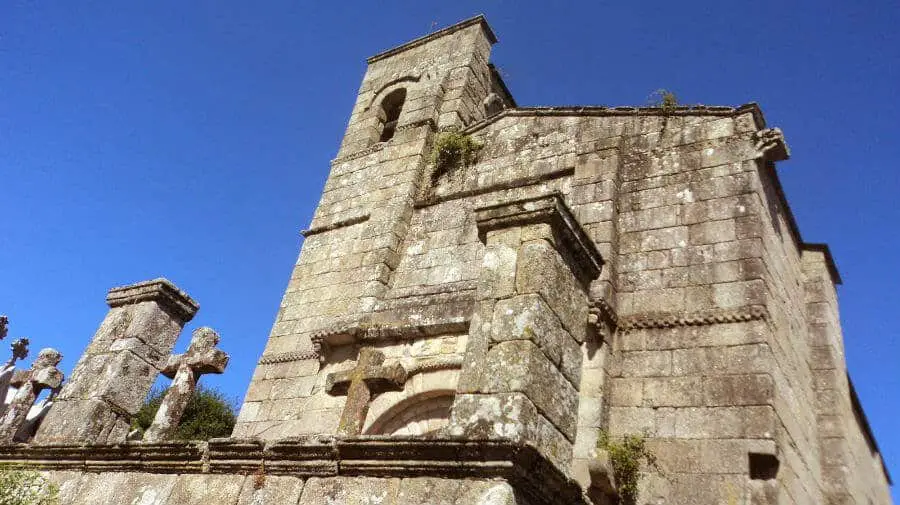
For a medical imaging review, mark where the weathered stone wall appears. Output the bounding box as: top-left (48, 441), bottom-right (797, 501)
top-left (3, 438), bottom-right (579, 505)
top-left (227, 15), bottom-right (891, 505)
top-left (235, 18), bottom-right (498, 441)
top-left (49, 472), bottom-right (525, 505)
top-left (803, 248), bottom-right (893, 505)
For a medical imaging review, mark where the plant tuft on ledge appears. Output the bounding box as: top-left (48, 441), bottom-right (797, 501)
top-left (648, 89), bottom-right (679, 115)
top-left (429, 132), bottom-right (483, 176)
top-left (597, 430), bottom-right (659, 505)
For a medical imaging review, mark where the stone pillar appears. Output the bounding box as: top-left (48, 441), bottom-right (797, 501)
top-left (447, 194), bottom-right (603, 472)
top-left (34, 278), bottom-right (198, 444)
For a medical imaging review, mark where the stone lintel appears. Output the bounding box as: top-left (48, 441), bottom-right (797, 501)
top-left (0, 438), bottom-right (588, 505)
top-left (474, 193), bottom-right (604, 283)
top-left (106, 278), bottom-right (199, 323)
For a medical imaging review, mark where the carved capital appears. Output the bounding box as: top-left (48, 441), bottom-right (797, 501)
top-left (474, 193), bottom-right (604, 284)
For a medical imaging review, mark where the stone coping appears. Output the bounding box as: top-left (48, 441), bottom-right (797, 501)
top-left (106, 278), bottom-right (199, 322)
top-left (0, 437), bottom-right (588, 505)
top-left (367, 15), bottom-right (497, 64)
top-left (801, 242), bottom-right (843, 285)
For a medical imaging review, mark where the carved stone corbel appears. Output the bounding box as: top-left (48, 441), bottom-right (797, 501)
top-left (754, 127), bottom-right (790, 162)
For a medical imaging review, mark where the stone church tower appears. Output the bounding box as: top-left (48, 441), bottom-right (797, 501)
top-left (1, 15), bottom-right (891, 505)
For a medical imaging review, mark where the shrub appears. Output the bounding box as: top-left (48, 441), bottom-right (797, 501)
top-left (0, 468), bottom-right (58, 505)
top-left (131, 385), bottom-right (237, 440)
top-left (429, 132), bottom-right (483, 174)
top-left (597, 430), bottom-right (659, 505)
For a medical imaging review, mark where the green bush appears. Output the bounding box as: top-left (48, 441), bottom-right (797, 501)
top-left (131, 385), bottom-right (237, 440)
top-left (0, 468), bottom-right (58, 505)
top-left (597, 430), bottom-right (659, 505)
top-left (429, 132), bottom-right (483, 174)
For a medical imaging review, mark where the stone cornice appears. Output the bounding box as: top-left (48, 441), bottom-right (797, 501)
top-left (301, 213), bottom-right (371, 237)
top-left (257, 350), bottom-right (319, 365)
top-left (330, 119), bottom-right (436, 165)
top-left (463, 103), bottom-right (767, 136)
top-left (619, 306), bottom-right (769, 333)
top-left (0, 437), bottom-right (588, 505)
top-left (106, 278), bottom-right (199, 323)
top-left (474, 193), bottom-right (604, 284)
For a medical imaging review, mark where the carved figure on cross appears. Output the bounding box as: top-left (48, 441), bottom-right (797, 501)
top-left (0, 347), bottom-right (64, 442)
top-left (143, 327), bottom-right (229, 442)
top-left (326, 347), bottom-right (407, 436)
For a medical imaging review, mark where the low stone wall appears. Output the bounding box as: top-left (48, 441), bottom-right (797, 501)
top-left (0, 437), bottom-right (587, 505)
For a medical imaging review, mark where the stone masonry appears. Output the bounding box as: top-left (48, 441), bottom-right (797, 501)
top-left (0, 15), bottom-right (890, 505)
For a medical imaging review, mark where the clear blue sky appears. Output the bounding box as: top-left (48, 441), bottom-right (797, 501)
top-left (1, 0), bottom-right (897, 493)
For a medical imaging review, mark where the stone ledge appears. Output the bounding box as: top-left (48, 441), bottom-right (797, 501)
top-left (106, 278), bottom-right (199, 323)
top-left (301, 213), bottom-right (371, 237)
top-left (0, 437), bottom-right (588, 505)
top-left (474, 193), bottom-right (604, 284)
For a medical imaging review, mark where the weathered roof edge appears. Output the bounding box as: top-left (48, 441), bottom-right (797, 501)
top-left (848, 375), bottom-right (893, 484)
top-left (463, 102), bottom-right (766, 135)
top-left (367, 15), bottom-right (497, 64)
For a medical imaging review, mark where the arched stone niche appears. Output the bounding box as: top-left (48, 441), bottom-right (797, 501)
top-left (363, 368), bottom-right (458, 436)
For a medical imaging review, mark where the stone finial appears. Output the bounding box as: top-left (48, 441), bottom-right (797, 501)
top-left (0, 338), bottom-right (31, 413)
top-left (754, 127), bottom-right (790, 162)
top-left (0, 348), bottom-right (64, 442)
top-left (143, 327), bottom-right (229, 442)
top-left (0, 316), bottom-right (7, 341)
top-left (326, 347), bottom-right (407, 436)
top-left (7, 338), bottom-right (29, 368)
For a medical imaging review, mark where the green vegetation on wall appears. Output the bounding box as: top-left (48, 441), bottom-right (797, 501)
top-left (597, 430), bottom-right (660, 505)
top-left (0, 467), bottom-right (58, 505)
top-left (429, 132), bottom-right (483, 177)
top-left (131, 385), bottom-right (237, 440)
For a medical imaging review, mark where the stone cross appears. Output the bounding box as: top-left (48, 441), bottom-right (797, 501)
top-left (0, 348), bottom-right (63, 442)
top-left (143, 327), bottom-right (229, 442)
top-left (0, 338), bottom-right (30, 411)
top-left (325, 347), bottom-right (407, 436)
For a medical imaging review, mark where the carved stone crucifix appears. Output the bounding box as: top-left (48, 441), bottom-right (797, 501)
top-left (143, 327), bottom-right (229, 442)
top-left (326, 347), bottom-right (407, 436)
top-left (0, 348), bottom-right (63, 442)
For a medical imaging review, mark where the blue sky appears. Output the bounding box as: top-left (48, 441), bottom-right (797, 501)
top-left (1, 0), bottom-right (897, 493)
